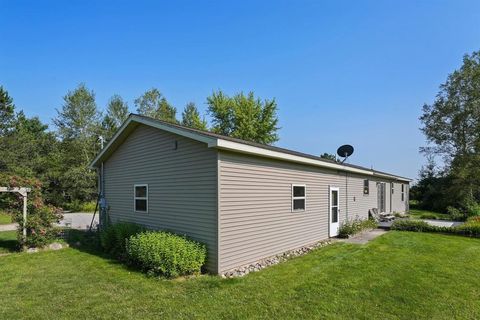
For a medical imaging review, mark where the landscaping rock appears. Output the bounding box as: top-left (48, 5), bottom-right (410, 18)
top-left (26, 248), bottom-right (38, 253)
top-left (48, 242), bottom-right (63, 250)
top-left (221, 239), bottom-right (334, 278)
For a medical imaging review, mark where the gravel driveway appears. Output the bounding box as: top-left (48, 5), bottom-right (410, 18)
top-left (56, 212), bottom-right (99, 230)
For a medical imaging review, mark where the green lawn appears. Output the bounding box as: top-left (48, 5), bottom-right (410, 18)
top-left (0, 231), bottom-right (479, 319)
top-left (0, 212), bottom-right (12, 225)
top-left (409, 208), bottom-right (452, 220)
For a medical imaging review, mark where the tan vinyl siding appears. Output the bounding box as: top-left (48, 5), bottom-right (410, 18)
top-left (391, 182), bottom-right (408, 213)
top-left (103, 124), bottom-right (218, 273)
top-left (218, 151), bottom-right (387, 272)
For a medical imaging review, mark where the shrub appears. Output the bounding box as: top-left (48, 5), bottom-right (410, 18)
top-left (126, 231), bottom-right (207, 278)
top-left (391, 219), bottom-right (431, 232)
top-left (338, 217), bottom-right (377, 238)
top-left (465, 201), bottom-right (480, 217)
top-left (391, 219), bottom-right (480, 238)
top-left (447, 206), bottom-right (466, 221)
top-left (0, 173), bottom-right (62, 248)
top-left (100, 222), bottom-right (144, 258)
top-left (466, 216), bottom-right (480, 224)
top-left (409, 200), bottom-right (419, 209)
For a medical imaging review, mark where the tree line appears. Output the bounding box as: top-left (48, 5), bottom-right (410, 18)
top-left (412, 50), bottom-right (480, 218)
top-left (0, 85), bottom-right (279, 208)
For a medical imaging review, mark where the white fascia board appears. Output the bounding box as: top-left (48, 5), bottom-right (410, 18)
top-left (213, 139), bottom-right (372, 176)
top-left (212, 139), bottom-right (411, 182)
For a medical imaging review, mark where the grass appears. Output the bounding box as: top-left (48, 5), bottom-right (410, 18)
top-left (409, 208), bottom-right (452, 220)
top-left (0, 231), bottom-right (479, 319)
top-left (0, 211), bottom-right (12, 225)
top-left (0, 231), bottom-right (18, 254)
top-left (63, 201), bottom-right (96, 213)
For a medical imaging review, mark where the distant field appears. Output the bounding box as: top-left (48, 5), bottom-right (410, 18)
top-left (0, 212), bottom-right (12, 225)
top-left (409, 209), bottom-right (452, 220)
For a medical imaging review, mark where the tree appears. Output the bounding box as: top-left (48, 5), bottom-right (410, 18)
top-left (102, 94), bottom-right (129, 140)
top-left (0, 86), bottom-right (15, 135)
top-left (320, 153), bottom-right (337, 161)
top-left (134, 88), bottom-right (178, 123)
top-left (53, 84), bottom-right (101, 203)
top-left (207, 91), bottom-right (279, 144)
top-left (181, 102), bottom-right (207, 130)
top-left (419, 50), bottom-right (480, 212)
top-left (420, 51), bottom-right (480, 161)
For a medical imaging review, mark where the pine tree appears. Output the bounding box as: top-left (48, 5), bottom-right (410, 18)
top-left (0, 86), bottom-right (15, 135)
top-left (102, 95), bottom-right (129, 140)
top-left (181, 102), bottom-right (207, 130)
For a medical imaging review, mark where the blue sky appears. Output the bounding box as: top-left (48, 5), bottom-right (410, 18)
top-left (1, 1), bottom-right (479, 180)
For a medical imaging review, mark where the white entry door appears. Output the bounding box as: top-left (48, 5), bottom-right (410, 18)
top-left (329, 187), bottom-right (340, 237)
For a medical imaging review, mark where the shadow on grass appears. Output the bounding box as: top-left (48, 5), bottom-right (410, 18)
top-left (63, 229), bottom-right (148, 274)
top-left (0, 231), bottom-right (20, 254)
top-left (63, 229), bottom-right (226, 281)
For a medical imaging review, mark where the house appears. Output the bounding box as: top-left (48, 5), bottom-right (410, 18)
top-left (90, 114), bottom-right (411, 274)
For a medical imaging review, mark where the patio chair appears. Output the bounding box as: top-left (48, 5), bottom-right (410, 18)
top-left (369, 208), bottom-right (395, 222)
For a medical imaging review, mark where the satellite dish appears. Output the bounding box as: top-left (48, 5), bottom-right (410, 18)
top-left (337, 144), bottom-right (354, 163)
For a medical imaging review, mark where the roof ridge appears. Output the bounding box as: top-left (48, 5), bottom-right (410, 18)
top-left (130, 114), bottom-right (411, 181)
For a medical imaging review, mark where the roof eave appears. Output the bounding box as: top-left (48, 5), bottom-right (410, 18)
top-left (213, 139), bottom-right (411, 182)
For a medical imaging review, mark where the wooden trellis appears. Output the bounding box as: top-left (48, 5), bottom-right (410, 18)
top-left (0, 187), bottom-right (31, 238)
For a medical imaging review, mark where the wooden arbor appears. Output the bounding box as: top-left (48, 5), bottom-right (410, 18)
top-left (0, 187), bottom-right (31, 238)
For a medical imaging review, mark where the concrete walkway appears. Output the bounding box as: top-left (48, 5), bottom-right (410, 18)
top-left (341, 229), bottom-right (388, 245)
top-left (0, 223), bottom-right (18, 232)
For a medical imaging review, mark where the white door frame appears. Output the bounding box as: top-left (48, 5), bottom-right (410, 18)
top-left (329, 186), bottom-right (340, 237)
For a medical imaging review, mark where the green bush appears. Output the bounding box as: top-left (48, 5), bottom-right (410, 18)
top-left (409, 200), bottom-right (419, 209)
top-left (391, 219), bottom-right (431, 232)
top-left (447, 206), bottom-right (466, 221)
top-left (100, 222), bottom-right (144, 258)
top-left (338, 217), bottom-right (377, 238)
top-left (465, 201), bottom-right (480, 217)
top-left (126, 231), bottom-right (207, 278)
top-left (391, 219), bottom-right (480, 238)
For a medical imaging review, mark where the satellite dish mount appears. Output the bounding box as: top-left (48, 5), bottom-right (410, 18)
top-left (337, 144), bottom-right (354, 164)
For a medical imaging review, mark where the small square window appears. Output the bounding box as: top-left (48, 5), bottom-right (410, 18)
top-left (292, 185), bottom-right (306, 211)
top-left (134, 184), bottom-right (148, 213)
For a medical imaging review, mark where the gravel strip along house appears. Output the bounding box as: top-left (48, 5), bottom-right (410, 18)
top-left (90, 114), bottom-right (411, 274)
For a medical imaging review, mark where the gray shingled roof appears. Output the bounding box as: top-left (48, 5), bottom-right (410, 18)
top-left (132, 114), bottom-right (411, 181)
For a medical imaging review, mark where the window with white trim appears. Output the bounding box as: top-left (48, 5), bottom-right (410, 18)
top-left (401, 184), bottom-right (405, 202)
top-left (391, 182), bottom-right (394, 194)
top-left (134, 184), bottom-right (148, 213)
top-left (292, 185), bottom-right (306, 211)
